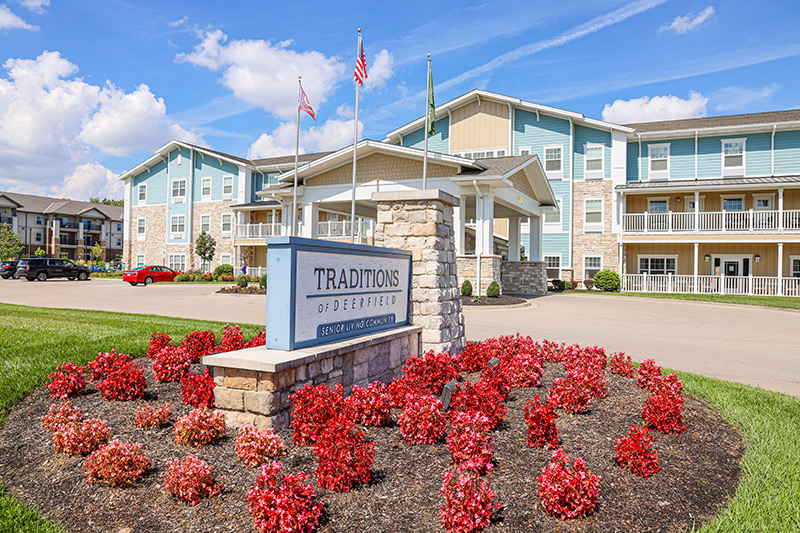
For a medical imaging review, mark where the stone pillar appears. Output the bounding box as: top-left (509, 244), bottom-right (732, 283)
top-left (508, 216), bottom-right (521, 261)
top-left (372, 190), bottom-right (465, 355)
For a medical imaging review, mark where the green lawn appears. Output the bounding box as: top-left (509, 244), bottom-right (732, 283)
top-left (570, 290), bottom-right (800, 310)
top-left (0, 303), bottom-right (797, 531)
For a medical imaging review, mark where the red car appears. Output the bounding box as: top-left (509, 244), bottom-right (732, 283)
top-left (123, 265), bottom-right (180, 286)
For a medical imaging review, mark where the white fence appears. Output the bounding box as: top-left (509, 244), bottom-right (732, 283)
top-left (317, 219), bottom-right (374, 238)
top-left (248, 266), bottom-right (268, 278)
top-left (622, 209), bottom-right (800, 234)
top-left (236, 223), bottom-right (283, 239)
top-left (622, 274), bottom-right (800, 296)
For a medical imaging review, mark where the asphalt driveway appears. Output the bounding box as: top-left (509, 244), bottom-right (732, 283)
top-left (1, 278), bottom-right (797, 396)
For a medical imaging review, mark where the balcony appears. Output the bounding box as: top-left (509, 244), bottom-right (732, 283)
top-left (83, 223), bottom-right (103, 232)
top-left (622, 273), bottom-right (800, 297)
top-left (60, 221), bottom-right (79, 230)
top-left (317, 219), bottom-right (373, 239)
top-left (236, 223), bottom-right (284, 239)
top-left (622, 210), bottom-right (800, 235)
top-left (0, 215), bottom-right (14, 225)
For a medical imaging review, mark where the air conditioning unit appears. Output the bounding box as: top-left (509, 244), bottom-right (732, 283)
top-left (171, 233), bottom-right (184, 240)
top-left (173, 197), bottom-right (185, 204)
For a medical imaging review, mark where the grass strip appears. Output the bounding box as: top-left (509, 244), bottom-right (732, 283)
top-left (568, 290), bottom-right (800, 310)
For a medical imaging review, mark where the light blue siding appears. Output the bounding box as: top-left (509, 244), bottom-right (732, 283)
top-left (513, 111), bottom-right (571, 180)
top-left (746, 132), bottom-right (771, 176)
top-left (250, 172), bottom-right (283, 202)
top-left (626, 142), bottom-right (639, 181)
top-left (168, 147), bottom-right (191, 180)
top-left (548, 180), bottom-right (571, 232)
top-left (696, 136), bottom-right (721, 178)
top-left (573, 125), bottom-right (611, 181)
top-left (542, 234), bottom-right (569, 267)
top-left (774, 129), bottom-right (800, 175)
top-left (192, 153), bottom-right (239, 202)
top-left (401, 116), bottom-right (450, 154)
top-left (668, 138), bottom-right (695, 179)
top-left (132, 160), bottom-right (167, 206)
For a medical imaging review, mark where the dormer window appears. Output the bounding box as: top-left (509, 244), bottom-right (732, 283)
top-left (648, 144), bottom-right (670, 180)
top-left (722, 139), bottom-right (745, 177)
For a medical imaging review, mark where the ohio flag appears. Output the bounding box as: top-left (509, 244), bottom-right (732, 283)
top-left (299, 84), bottom-right (316, 120)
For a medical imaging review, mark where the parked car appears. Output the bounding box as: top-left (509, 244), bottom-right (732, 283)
top-left (123, 265), bottom-right (180, 286)
top-left (16, 258), bottom-right (90, 281)
top-left (1, 259), bottom-right (19, 279)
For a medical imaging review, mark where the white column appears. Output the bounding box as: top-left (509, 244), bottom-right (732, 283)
top-left (694, 191), bottom-right (700, 231)
top-left (301, 202), bottom-right (319, 239)
top-left (11, 216), bottom-right (18, 234)
top-left (778, 188), bottom-right (784, 230)
top-left (777, 242), bottom-right (784, 296)
top-left (475, 189), bottom-right (494, 256)
top-left (508, 216), bottom-right (521, 261)
top-left (280, 205), bottom-right (291, 236)
top-left (693, 242), bottom-right (699, 294)
top-left (454, 198), bottom-right (465, 255)
top-left (528, 216), bottom-right (542, 262)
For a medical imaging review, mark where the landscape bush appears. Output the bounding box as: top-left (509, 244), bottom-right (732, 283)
top-left (213, 264), bottom-right (234, 278)
top-left (219, 324), bottom-right (245, 353)
top-left (236, 275), bottom-right (249, 288)
top-left (643, 392), bottom-right (686, 434)
top-left (537, 448), bottom-right (599, 519)
top-left (53, 418), bottom-right (111, 456)
top-left (523, 396), bottom-right (560, 449)
top-left (289, 383), bottom-right (345, 446)
top-left (608, 352), bottom-right (635, 377)
top-left (46, 361), bottom-right (86, 399)
top-left (486, 281), bottom-right (500, 298)
top-left (387, 376), bottom-right (417, 409)
top-left (400, 350), bottom-right (460, 396)
top-left (439, 471), bottom-right (500, 533)
top-left (398, 394), bottom-right (447, 444)
top-left (648, 372), bottom-right (684, 397)
top-left (151, 345), bottom-right (191, 383)
top-left (174, 408), bottom-right (226, 446)
top-left (615, 424), bottom-right (659, 478)
top-left (446, 412), bottom-right (495, 475)
top-left (41, 401), bottom-right (83, 432)
top-left (96, 360), bottom-right (147, 401)
top-left (449, 380), bottom-right (507, 431)
top-left (583, 279), bottom-right (594, 290)
top-left (174, 273), bottom-right (191, 282)
top-left (180, 330), bottom-right (216, 362)
top-left (243, 329), bottom-right (266, 348)
top-left (146, 333), bottom-right (171, 359)
top-left (461, 279), bottom-right (473, 297)
top-left (87, 350), bottom-right (130, 382)
top-left (557, 280), bottom-right (574, 290)
top-left (165, 453), bottom-right (223, 505)
top-left (247, 461), bottom-right (323, 533)
top-left (636, 358), bottom-right (663, 389)
top-left (258, 274), bottom-right (267, 289)
top-left (134, 402), bottom-right (171, 429)
top-left (593, 269), bottom-right (621, 292)
top-left (312, 419), bottom-right (375, 492)
top-left (548, 374), bottom-right (595, 414)
top-left (180, 369), bottom-right (216, 408)
top-left (345, 382), bottom-right (391, 426)
top-left (84, 441), bottom-right (149, 486)
top-left (235, 425), bottom-right (287, 467)
top-left (455, 340), bottom-right (492, 373)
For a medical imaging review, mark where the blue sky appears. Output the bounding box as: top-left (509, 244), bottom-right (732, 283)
top-left (1, 0), bottom-right (799, 200)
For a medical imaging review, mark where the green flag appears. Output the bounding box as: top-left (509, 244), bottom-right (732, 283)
top-left (427, 64), bottom-right (435, 136)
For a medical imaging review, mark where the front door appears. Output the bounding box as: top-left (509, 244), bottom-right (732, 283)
top-left (724, 261), bottom-right (739, 277)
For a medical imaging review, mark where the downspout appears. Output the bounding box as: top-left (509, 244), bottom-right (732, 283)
top-left (771, 125), bottom-right (777, 175)
top-left (507, 102), bottom-right (513, 155)
top-left (568, 118), bottom-right (574, 272)
top-left (694, 131), bottom-right (698, 179)
top-left (637, 133), bottom-right (642, 179)
top-left (473, 179), bottom-right (483, 296)
top-left (447, 108), bottom-right (452, 154)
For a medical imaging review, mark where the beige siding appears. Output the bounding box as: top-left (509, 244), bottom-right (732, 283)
top-left (450, 100), bottom-right (509, 152)
top-left (304, 153), bottom-right (456, 187)
top-left (508, 170), bottom-right (535, 199)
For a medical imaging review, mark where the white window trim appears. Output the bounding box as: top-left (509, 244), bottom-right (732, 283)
top-left (136, 217), bottom-right (146, 241)
top-left (200, 214), bottom-right (211, 234)
top-left (790, 255), bottom-right (800, 277)
top-left (170, 215), bottom-right (186, 240)
top-left (720, 195), bottom-right (745, 211)
top-left (752, 193), bottom-right (776, 210)
top-left (544, 255), bottom-right (561, 279)
top-left (721, 138), bottom-right (746, 177)
top-left (584, 143), bottom-right (604, 180)
top-left (648, 143), bottom-right (670, 180)
top-left (453, 147), bottom-right (508, 159)
top-left (171, 179), bottom-right (187, 204)
top-left (518, 146), bottom-right (532, 156)
top-left (201, 177), bottom-right (212, 201)
top-left (35, 215), bottom-right (43, 225)
top-left (584, 197), bottom-right (604, 234)
top-left (138, 183), bottom-right (147, 203)
top-left (221, 212), bottom-right (233, 238)
top-left (222, 175), bottom-right (234, 200)
top-left (220, 254), bottom-right (232, 266)
top-left (34, 232), bottom-right (42, 242)
top-left (683, 195), bottom-right (706, 212)
top-left (647, 196), bottom-right (670, 213)
top-left (543, 144), bottom-right (563, 180)
top-left (636, 254), bottom-right (679, 275)
top-left (543, 198), bottom-right (562, 232)
top-left (710, 254), bottom-right (754, 277)
top-left (136, 254), bottom-right (145, 268)
top-left (583, 255), bottom-right (603, 280)
top-left (168, 253), bottom-right (186, 272)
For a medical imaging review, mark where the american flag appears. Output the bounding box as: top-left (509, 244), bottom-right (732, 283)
top-left (298, 83), bottom-right (316, 120)
top-left (354, 34), bottom-right (367, 85)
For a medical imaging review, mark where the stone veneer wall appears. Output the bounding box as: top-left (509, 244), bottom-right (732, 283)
top-left (572, 180), bottom-right (620, 281)
top-left (456, 255), bottom-right (503, 295)
top-left (206, 326), bottom-right (421, 429)
top-left (500, 261), bottom-right (547, 294)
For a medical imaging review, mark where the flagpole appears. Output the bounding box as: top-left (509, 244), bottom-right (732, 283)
top-left (292, 77), bottom-right (301, 237)
top-left (350, 29), bottom-right (362, 244)
top-left (422, 54), bottom-right (431, 190)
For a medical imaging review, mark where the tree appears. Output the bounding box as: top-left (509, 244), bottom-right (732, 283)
top-left (89, 197), bottom-right (124, 206)
top-left (195, 231), bottom-right (216, 269)
top-left (92, 242), bottom-right (104, 264)
top-left (34, 247), bottom-right (46, 257)
top-left (0, 223), bottom-right (23, 261)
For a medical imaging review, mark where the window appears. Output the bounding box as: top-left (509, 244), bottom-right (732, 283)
top-left (201, 214), bottom-right (210, 233)
top-left (116, 223), bottom-right (122, 232)
top-left (584, 256), bottom-right (602, 279)
top-left (201, 177), bottom-right (212, 199)
top-left (544, 256), bottom-right (561, 279)
top-left (200, 259), bottom-right (210, 273)
top-left (638, 256), bottom-right (677, 275)
top-left (753, 194), bottom-right (774, 210)
top-left (35, 215), bottom-right (42, 225)
top-left (136, 254), bottom-right (145, 268)
top-left (455, 148), bottom-right (506, 159)
top-left (585, 144), bottom-right (604, 179)
top-left (170, 215), bottom-right (186, 239)
top-left (34, 232), bottom-right (42, 242)
top-left (544, 198), bottom-right (562, 229)
top-left (792, 257), bottom-right (800, 278)
top-left (544, 145), bottom-right (563, 178)
top-left (518, 147), bottom-right (531, 156)
top-left (136, 217), bottom-right (146, 238)
top-left (221, 213), bottom-right (232, 237)
top-left (584, 198), bottom-right (603, 233)
top-left (84, 236), bottom-right (92, 246)
top-left (648, 199), bottom-right (668, 213)
top-left (684, 196), bottom-right (705, 212)
top-left (168, 254), bottom-right (186, 272)
top-left (722, 197), bottom-right (744, 211)
top-left (722, 139), bottom-right (745, 176)
top-left (220, 254), bottom-right (231, 265)
top-left (171, 179), bottom-right (186, 203)
top-left (138, 184), bottom-right (147, 203)
top-left (222, 176), bottom-right (233, 199)
top-left (648, 144), bottom-right (670, 179)
top-left (115, 237), bottom-right (121, 247)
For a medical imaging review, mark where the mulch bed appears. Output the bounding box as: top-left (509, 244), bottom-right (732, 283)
top-left (216, 286), bottom-right (266, 295)
top-left (461, 295), bottom-right (528, 306)
top-left (0, 358), bottom-right (743, 533)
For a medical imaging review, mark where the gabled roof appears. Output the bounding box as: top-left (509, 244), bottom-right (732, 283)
top-left (627, 109), bottom-right (800, 134)
top-left (252, 152), bottom-right (334, 168)
top-left (118, 140), bottom-right (254, 181)
top-left (0, 194), bottom-right (23, 208)
top-left (0, 191), bottom-right (123, 219)
top-left (450, 155), bottom-right (558, 208)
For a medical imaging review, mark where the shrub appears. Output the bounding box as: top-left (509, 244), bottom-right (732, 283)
top-left (345, 382), bottom-right (391, 426)
top-left (47, 361), bottom-right (86, 399)
top-left (500, 349), bottom-right (543, 388)
top-left (97, 360), bottom-right (146, 401)
top-left (174, 273), bottom-right (191, 282)
top-left (439, 471), bottom-right (500, 533)
top-left (593, 269), bottom-right (621, 292)
top-left (84, 441), bottom-right (149, 486)
top-left (313, 419), bottom-right (375, 492)
top-left (486, 281), bottom-right (500, 298)
top-left (446, 412), bottom-right (495, 475)
top-left (247, 462), bottom-right (323, 533)
top-left (289, 383), bottom-right (345, 446)
top-left (449, 380), bottom-right (507, 431)
top-left (643, 393), bottom-right (686, 434)
top-left (147, 332), bottom-right (171, 359)
top-left (53, 418), bottom-right (111, 456)
top-left (258, 274), bottom-right (267, 289)
top-left (583, 279), bottom-right (594, 290)
top-left (213, 264), bottom-right (234, 278)
top-left (180, 330), bottom-right (217, 363)
top-left (399, 394), bottom-right (446, 444)
top-left (648, 372), bottom-right (684, 397)
top-left (537, 448), bottom-right (599, 519)
top-left (461, 280), bottom-right (473, 297)
top-left (174, 408), bottom-right (226, 446)
top-left (387, 376), bottom-right (417, 410)
top-left (471, 295), bottom-right (482, 303)
top-left (557, 280), bottom-right (574, 290)
top-left (134, 402), bottom-right (171, 429)
top-left (548, 375), bottom-right (594, 414)
top-left (87, 350), bottom-right (130, 382)
top-left (181, 369), bottom-right (216, 408)
top-left (41, 401), bottom-right (83, 432)
top-left (165, 454), bottom-right (223, 505)
top-left (636, 359), bottom-right (663, 389)
top-left (236, 275), bottom-right (249, 288)
top-left (235, 425), bottom-right (287, 467)
top-left (615, 425), bottom-right (659, 478)
top-left (608, 352), bottom-right (635, 378)
top-left (456, 341), bottom-right (492, 373)
top-left (151, 345), bottom-right (191, 383)
top-left (244, 329), bottom-right (266, 349)
top-left (219, 324), bottom-right (245, 353)
top-left (523, 396), bottom-right (559, 449)
top-left (401, 350), bottom-right (460, 396)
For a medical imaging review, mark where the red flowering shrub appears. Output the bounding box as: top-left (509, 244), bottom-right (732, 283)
top-left (151, 345), bottom-right (191, 383)
top-left (608, 352), bottom-right (635, 378)
top-left (181, 369), bottom-right (216, 408)
top-left (548, 375), bottom-right (594, 414)
top-left (648, 372), bottom-right (684, 396)
top-left (643, 393), bottom-right (686, 433)
top-left (439, 471), bottom-right (500, 533)
top-left (636, 358), bottom-right (663, 389)
top-left (47, 361), bottom-right (85, 399)
top-left (41, 401), bottom-right (83, 432)
top-left (398, 394), bottom-right (446, 444)
top-left (147, 332), bottom-right (171, 359)
top-left (244, 329), bottom-right (266, 348)
top-left (134, 402), bottom-right (172, 429)
top-left (180, 330), bottom-right (217, 363)
top-left (53, 418), bottom-right (111, 456)
top-left (540, 339), bottom-right (565, 363)
top-left (449, 380), bottom-right (507, 431)
top-left (523, 396), bottom-right (559, 449)
top-left (84, 440), bottom-right (149, 486)
top-left (289, 383), bottom-right (345, 446)
top-left (247, 461), bottom-right (323, 533)
top-left (446, 412), bottom-right (495, 475)
top-left (537, 448), bottom-right (599, 519)
top-left (501, 350), bottom-right (544, 388)
top-left (235, 425), bottom-right (287, 467)
top-left (87, 350), bottom-right (130, 382)
top-left (165, 453), bottom-right (223, 505)
top-left (478, 364), bottom-right (511, 401)
top-left (96, 361), bottom-right (146, 401)
top-left (174, 408), bottom-right (226, 446)
top-left (456, 341), bottom-right (493, 373)
top-left (387, 376), bottom-right (417, 409)
top-left (345, 382), bottom-right (391, 426)
top-left (219, 324), bottom-right (245, 353)
top-left (615, 424), bottom-right (659, 478)
top-left (401, 350), bottom-right (460, 396)
top-left (313, 419), bottom-right (375, 492)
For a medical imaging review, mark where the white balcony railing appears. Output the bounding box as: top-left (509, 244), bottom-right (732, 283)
top-left (317, 219), bottom-right (374, 238)
top-left (235, 223), bottom-right (284, 239)
top-left (622, 209), bottom-right (800, 234)
top-left (622, 274), bottom-right (800, 296)
top-left (248, 267), bottom-right (268, 278)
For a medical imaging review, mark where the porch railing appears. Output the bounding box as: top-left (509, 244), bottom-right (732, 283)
top-left (235, 223), bottom-right (283, 239)
top-left (622, 209), bottom-right (800, 234)
top-left (248, 267), bottom-right (268, 278)
top-left (317, 219), bottom-right (374, 238)
top-left (622, 273), bottom-right (800, 296)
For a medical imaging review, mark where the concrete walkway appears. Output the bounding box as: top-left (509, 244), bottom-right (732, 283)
top-left (1, 278), bottom-right (797, 396)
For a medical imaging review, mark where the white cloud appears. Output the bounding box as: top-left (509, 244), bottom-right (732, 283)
top-left (51, 163), bottom-right (122, 201)
top-left (712, 84), bottom-right (781, 112)
top-left (247, 122), bottom-right (300, 159)
top-left (177, 29), bottom-right (345, 120)
top-left (601, 91), bottom-right (708, 124)
top-left (364, 49), bottom-right (393, 92)
top-left (247, 117), bottom-right (362, 159)
top-left (19, 0), bottom-right (49, 13)
top-left (0, 4), bottom-right (37, 30)
top-left (168, 15), bottom-right (188, 28)
top-left (335, 104), bottom-right (355, 119)
top-left (659, 6), bottom-right (715, 34)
